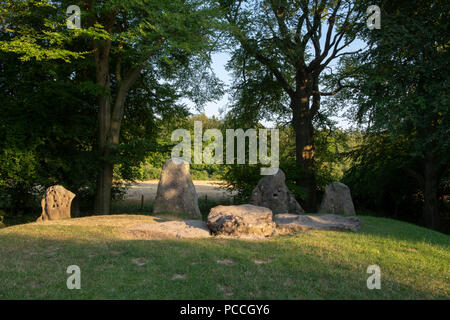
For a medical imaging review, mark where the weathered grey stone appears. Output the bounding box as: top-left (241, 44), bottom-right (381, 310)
top-left (206, 204), bottom-right (276, 237)
top-left (153, 158), bottom-right (201, 219)
top-left (319, 182), bottom-right (356, 216)
top-left (250, 169), bottom-right (304, 214)
top-left (127, 220), bottom-right (211, 239)
top-left (36, 185), bottom-right (75, 221)
top-left (274, 213), bottom-right (363, 233)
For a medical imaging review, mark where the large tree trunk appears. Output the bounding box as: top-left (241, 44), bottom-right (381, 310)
top-left (423, 154), bottom-right (440, 230)
top-left (291, 93), bottom-right (317, 212)
top-left (93, 39), bottom-right (113, 215)
top-left (89, 9), bottom-right (145, 215)
top-left (95, 153), bottom-right (113, 215)
top-left (93, 41), bottom-right (143, 214)
top-left (95, 101), bottom-right (114, 215)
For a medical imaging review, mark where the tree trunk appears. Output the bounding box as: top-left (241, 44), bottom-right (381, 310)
top-left (95, 154), bottom-right (113, 215)
top-left (94, 90), bottom-right (114, 215)
top-left (93, 45), bottom-right (143, 214)
top-left (93, 39), bottom-right (113, 215)
top-left (291, 94), bottom-right (317, 212)
top-left (423, 154), bottom-right (440, 230)
top-left (89, 10), bottom-right (146, 215)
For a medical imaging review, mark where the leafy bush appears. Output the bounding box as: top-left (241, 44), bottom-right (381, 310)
top-left (141, 164), bottom-right (162, 180)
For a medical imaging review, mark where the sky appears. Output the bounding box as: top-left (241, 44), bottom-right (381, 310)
top-left (195, 52), bottom-right (232, 120)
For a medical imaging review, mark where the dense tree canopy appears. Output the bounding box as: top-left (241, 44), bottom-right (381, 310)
top-left (336, 0), bottom-right (449, 230)
top-left (0, 0), bottom-right (223, 214)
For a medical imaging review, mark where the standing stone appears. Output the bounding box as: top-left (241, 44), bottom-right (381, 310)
top-left (318, 182), bottom-right (356, 216)
top-left (36, 185), bottom-right (75, 221)
top-left (206, 204), bottom-right (276, 237)
top-left (250, 169), bottom-right (304, 214)
top-left (153, 158), bottom-right (201, 219)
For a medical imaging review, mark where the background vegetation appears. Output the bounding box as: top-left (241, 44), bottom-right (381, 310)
top-left (0, 0), bottom-right (448, 233)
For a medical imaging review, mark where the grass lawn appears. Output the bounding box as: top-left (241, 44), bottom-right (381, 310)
top-left (0, 214), bottom-right (448, 299)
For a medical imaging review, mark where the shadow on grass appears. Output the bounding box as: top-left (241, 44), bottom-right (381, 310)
top-left (0, 227), bottom-right (448, 299)
top-left (358, 216), bottom-right (450, 247)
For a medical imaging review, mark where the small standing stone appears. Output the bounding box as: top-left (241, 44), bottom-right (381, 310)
top-left (318, 182), bottom-right (356, 216)
top-left (36, 185), bottom-right (75, 221)
top-left (153, 158), bottom-right (201, 219)
top-left (250, 169), bottom-right (304, 214)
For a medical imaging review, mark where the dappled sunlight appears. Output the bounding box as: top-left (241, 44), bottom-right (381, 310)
top-left (302, 145), bottom-right (315, 160)
top-left (35, 214), bottom-right (159, 227)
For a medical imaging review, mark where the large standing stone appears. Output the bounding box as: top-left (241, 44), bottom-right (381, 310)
top-left (250, 169), bottom-right (304, 214)
top-left (318, 182), bottom-right (356, 216)
top-left (36, 185), bottom-right (75, 221)
top-left (274, 213), bottom-right (363, 233)
top-left (153, 158), bottom-right (201, 219)
top-left (206, 204), bottom-right (276, 237)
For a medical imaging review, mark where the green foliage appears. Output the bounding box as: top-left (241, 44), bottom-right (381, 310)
top-left (0, 0), bottom-right (102, 61)
top-left (140, 164), bottom-right (162, 180)
top-left (0, 1), bottom-right (224, 215)
top-left (135, 114), bottom-right (227, 181)
top-left (349, 0), bottom-right (450, 163)
top-left (218, 0), bottom-right (372, 211)
top-left (343, 134), bottom-right (420, 217)
top-left (0, 45), bottom-right (98, 213)
top-left (334, 0), bottom-right (450, 230)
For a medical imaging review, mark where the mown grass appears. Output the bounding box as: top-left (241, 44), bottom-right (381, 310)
top-left (0, 214), bottom-right (448, 299)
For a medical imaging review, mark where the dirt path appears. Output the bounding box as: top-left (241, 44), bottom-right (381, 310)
top-left (124, 180), bottom-right (236, 203)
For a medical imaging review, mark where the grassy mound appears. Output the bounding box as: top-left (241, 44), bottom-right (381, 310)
top-left (0, 214), bottom-right (448, 299)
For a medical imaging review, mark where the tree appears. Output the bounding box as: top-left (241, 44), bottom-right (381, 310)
top-left (0, 0), bottom-right (223, 215)
top-left (79, 0), bottom-right (221, 214)
top-left (218, 0), bottom-right (368, 211)
top-left (0, 0), bottom-right (99, 214)
top-left (0, 0), bottom-right (89, 61)
top-left (341, 0), bottom-right (449, 230)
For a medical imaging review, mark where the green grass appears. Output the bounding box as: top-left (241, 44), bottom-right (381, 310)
top-left (0, 214), bottom-right (448, 299)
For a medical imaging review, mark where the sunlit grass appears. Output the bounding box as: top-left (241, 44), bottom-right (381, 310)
top-left (0, 215), bottom-right (448, 299)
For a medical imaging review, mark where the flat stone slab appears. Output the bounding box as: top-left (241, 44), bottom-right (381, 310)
top-left (207, 204), bottom-right (276, 237)
top-left (274, 214), bottom-right (363, 233)
top-left (126, 220), bottom-right (211, 239)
